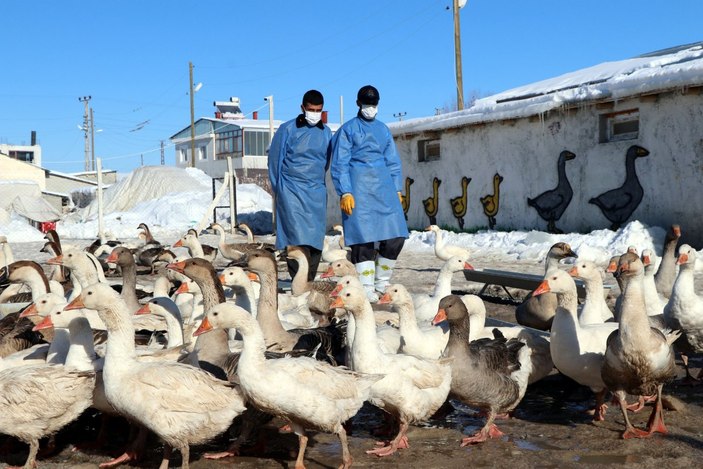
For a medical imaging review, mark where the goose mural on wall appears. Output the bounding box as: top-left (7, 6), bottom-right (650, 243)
top-left (450, 176), bottom-right (472, 229)
top-left (589, 145), bottom-right (649, 230)
top-left (480, 173), bottom-right (503, 229)
top-left (423, 177), bottom-right (442, 225)
top-left (400, 177), bottom-right (414, 221)
top-left (527, 150), bottom-right (575, 234)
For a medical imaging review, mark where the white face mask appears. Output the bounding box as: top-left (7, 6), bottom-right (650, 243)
top-left (305, 111), bottom-right (322, 126)
top-left (360, 105), bottom-right (378, 120)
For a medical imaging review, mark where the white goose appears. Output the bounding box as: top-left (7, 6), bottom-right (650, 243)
top-left (568, 260), bottom-right (614, 325)
top-left (378, 283), bottom-right (448, 359)
top-left (641, 249), bottom-right (667, 317)
top-left (412, 255), bottom-right (474, 324)
top-left (65, 283), bottom-right (246, 469)
top-left (425, 224), bottom-right (470, 261)
top-left (195, 302), bottom-right (378, 469)
top-left (173, 232), bottom-right (218, 263)
top-left (322, 237), bottom-right (349, 263)
top-left (663, 244), bottom-right (703, 381)
top-left (0, 363), bottom-right (95, 469)
top-left (533, 269), bottom-right (618, 421)
top-left (331, 283), bottom-right (451, 457)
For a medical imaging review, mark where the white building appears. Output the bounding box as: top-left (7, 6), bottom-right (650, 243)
top-left (171, 97), bottom-right (283, 193)
top-left (389, 42), bottom-right (703, 246)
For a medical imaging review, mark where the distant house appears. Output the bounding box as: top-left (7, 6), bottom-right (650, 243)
top-left (170, 97), bottom-right (283, 193)
top-left (389, 42), bottom-right (703, 246)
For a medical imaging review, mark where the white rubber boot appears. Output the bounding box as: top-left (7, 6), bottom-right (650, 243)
top-left (374, 256), bottom-right (396, 295)
top-left (355, 260), bottom-right (378, 303)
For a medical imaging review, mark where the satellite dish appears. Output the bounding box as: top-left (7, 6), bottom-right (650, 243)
top-left (194, 82), bottom-right (203, 93)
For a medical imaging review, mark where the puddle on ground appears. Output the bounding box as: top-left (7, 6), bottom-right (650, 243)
top-left (574, 454), bottom-right (642, 464)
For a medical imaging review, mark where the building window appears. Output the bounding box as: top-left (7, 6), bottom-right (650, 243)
top-left (9, 150), bottom-right (34, 162)
top-left (198, 146), bottom-right (206, 160)
top-left (418, 138), bottom-right (440, 162)
top-left (181, 148), bottom-right (188, 163)
top-left (599, 109), bottom-right (639, 143)
top-left (244, 130), bottom-right (270, 156)
top-left (216, 129), bottom-right (243, 160)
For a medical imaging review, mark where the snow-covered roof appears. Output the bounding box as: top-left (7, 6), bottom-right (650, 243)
top-left (390, 42), bottom-right (703, 136)
top-left (46, 170), bottom-right (99, 185)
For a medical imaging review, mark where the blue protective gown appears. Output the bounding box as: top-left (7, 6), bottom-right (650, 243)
top-left (330, 115), bottom-right (409, 245)
top-left (268, 115), bottom-right (332, 250)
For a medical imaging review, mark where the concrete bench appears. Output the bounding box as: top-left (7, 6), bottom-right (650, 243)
top-left (463, 268), bottom-right (614, 301)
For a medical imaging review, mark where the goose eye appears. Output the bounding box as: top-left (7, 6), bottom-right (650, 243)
top-left (56, 311), bottom-right (62, 315)
top-left (87, 291), bottom-right (93, 296)
top-left (68, 254), bottom-right (73, 257)
top-left (41, 300), bottom-right (46, 304)
top-left (213, 312), bottom-right (218, 317)
top-left (345, 293), bottom-right (350, 297)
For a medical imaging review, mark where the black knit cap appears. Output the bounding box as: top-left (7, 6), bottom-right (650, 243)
top-left (357, 85), bottom-right (380, 105)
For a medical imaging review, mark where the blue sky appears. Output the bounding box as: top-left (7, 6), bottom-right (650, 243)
top-left (2, 0), bottom-right (702, 174)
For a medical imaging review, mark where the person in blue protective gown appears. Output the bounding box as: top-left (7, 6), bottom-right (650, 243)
top-left (330, 85), bottom-right (409, 302)
top-left (268, 89), bottom-right (332, 281)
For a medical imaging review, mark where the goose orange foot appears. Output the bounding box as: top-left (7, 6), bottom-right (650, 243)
top-left (99, 451), bottom-right (141, 468)
top-left (366, 435), bottom-right (409, 457)
top-left (627, 395), bottom-right (656, 413)
top-left (460, 424), bottom-right (504, 446)
top-left (622, 427), bottom-right (651, 439)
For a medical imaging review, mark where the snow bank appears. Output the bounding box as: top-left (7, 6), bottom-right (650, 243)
top-left (57, 166), bottom-right (272, 239)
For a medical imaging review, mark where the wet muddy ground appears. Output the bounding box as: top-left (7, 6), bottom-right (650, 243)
top-left (2, 244), bottom-right (703, 468)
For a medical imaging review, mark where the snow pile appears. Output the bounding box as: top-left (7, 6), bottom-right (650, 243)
top-left (0, 212), bottom-right (47, 243)
top-left (405, 220), bottom-right (664, 266)
top-left (57, 166), bottom-right (272, 239)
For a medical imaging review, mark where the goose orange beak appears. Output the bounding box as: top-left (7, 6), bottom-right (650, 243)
top-left (193, 316), bottom-right (213, 336)
top-left (65, 295), bottom-right (85, 311)
top-left (463, 262), bottom-right (474, 270)
top-left (330, 284), bottom-right (343, 298)
top-left (135, 303), bottom-right (151, 315)
top-left (167, 261), bottom-right (186, 273)
top-left (47, 255), bottom-right (63, 265)
top-left (320, 266), bottom-right (335, 278)
top-left (19, 303), bottom-right (38, 318)
top-left (218, 274), bottom-right (226, 284)
top-left (673, 226), bottom-right (681, 237)
top-left (432, 308), bottom-right (447, 325)
top-left (106, 251), bottom-right (119, 263)
top-left (247, 272), bottom-right (259, 283)
top-left (568, 266), bottom-right (578, 277)
top-left (642, 255), bottom-right (651, 266)
top-left (606, 261), bottom-right (617, 273)
top-left (175, 282), bottom-right (190, 294)
top-left (532, 280), bottom-right (550, 296)
top-left (173, 239), bottom-right (184, 248)
top-left (32, 315), bottom-right (54, 331)
top-left (677, 253), bottom-right (688, 265)
top-left (618, 262), bottom-right (631, 274)
top-left (377, 292), bottom-right (392, 304)
top-left (330, 296), bottom-right (344, 308)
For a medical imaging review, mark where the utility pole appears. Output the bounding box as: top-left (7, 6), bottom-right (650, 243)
top-left (264, 95), bottom-right (274, 146)
top-left (393, 112), bottom-right (407, 121)
top-left (189, 61), bottom-right (196, 168)
top-left (79, 96), bottom-right (92, 171)
top-left (90, 107), bottom-right (96, 171)
top-left (453, 0), bottom-right (465, 110)
top-left (160, 140), bottom-right (165, 165)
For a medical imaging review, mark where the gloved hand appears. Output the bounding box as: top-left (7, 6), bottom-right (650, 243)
top-left (340, 193), bottom-right (355, 215)
top-left (398, 192), bottom-right (403, 205)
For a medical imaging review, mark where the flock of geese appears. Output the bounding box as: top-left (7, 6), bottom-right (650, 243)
top-left (0, 221), bottom-right (701, 469)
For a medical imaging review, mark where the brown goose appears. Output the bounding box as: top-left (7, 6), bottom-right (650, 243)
top-left (106, 247), bottom-right (142, 313)
top-left (602, 252), bottom-right (679, 438)
top-left (433, 295), bottom-right (532, 444)
top-left (515, 242), bottom-right (578, 330)
top-left (210, 222), bottom-right (274, 263)
top-left (286, 246), bottom-right (335, 317)
top-left (244, 250), bottom-right (344, 365)
top-left (654, 224), bottom-right (681, 299)
top-left (237, 223), bottom-right (275, 251)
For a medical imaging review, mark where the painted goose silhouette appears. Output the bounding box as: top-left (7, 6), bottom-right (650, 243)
top-left (527, 150), bottom-right (575, 234)
top-left (450, 176), bottom-right (471, 229)
top-left (480, 173), bottom-right (503, 229)
top-left (401, 177), bottom-right (414, 220)
top-left (423, 177), bottom-right (442, 225)
top-left (589, 145), bottom-right (649, 230)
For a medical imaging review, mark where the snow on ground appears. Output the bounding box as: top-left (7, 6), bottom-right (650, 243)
top-left (0, 166), bottom-right (700, 269)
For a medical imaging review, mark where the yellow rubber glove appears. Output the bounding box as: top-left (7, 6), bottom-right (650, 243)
top-left (397, 192), bottom-right (403, 205)
top-left (340, 193), bottom-right (355, 215)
